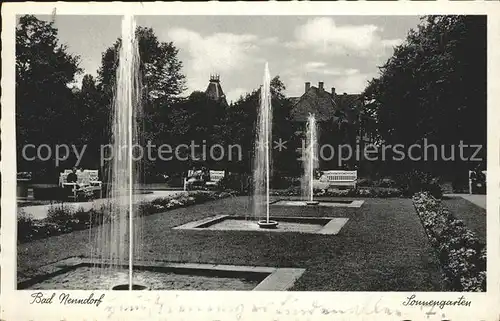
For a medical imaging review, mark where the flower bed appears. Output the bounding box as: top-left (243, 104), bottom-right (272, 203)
top-left (412, 192), bottom-right (486, 291)
top-left (271, 186), bottom-right (402, 198)
top-left (17, 191), bottom-right (232, 244)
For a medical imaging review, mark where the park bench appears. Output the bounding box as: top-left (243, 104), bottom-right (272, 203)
top-left (318, 170), bottom-right (358, 188)
top-left (205, 170), bottom-right (226, 188)
top-left (469, 170), bottom-right (486, 194)
top-left (59, 169), bottom-right (103, 200)
top-left (183, 170), bottom-right (226, 191)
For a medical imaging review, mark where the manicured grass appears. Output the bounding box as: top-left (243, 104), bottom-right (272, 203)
top-left (18, 196), bottom-right (444, 291)
top-left (443, 196), bottom-right (486, 244)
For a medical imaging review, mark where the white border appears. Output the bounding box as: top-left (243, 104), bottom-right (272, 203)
top-left (2, 2), bottom-right (500, 321)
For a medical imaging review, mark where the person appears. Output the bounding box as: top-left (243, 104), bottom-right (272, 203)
top-left (470, 164), bottom-right (486, 194)
top-left (64, 167), bottom-right (79, 199)
top-left (201, 167), bottom-right (210, 183)
top-left (470, 164), bottom-right (485, 182)
top-left (67, 167), bottom-right (78, 184)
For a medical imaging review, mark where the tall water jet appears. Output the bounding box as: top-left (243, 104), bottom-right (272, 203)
top-left (303, 113), bottom-right (319, 205)
top-left (94, 14), bottom-right (144, 290)
top-left (254, 63), bottom-right (277, 228)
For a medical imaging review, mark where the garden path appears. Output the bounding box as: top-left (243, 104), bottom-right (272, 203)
top-left (19, 190), bottom-right (186, 220)
top-left (444, 193), bottom-right (486, 210)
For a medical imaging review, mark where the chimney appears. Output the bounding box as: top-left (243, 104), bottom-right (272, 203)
top-left (331, 87), bottom-right (336, 96)
top-left (318, 82), bottom-right (324, 91)
top-left (305, 82), bottom-right (311, 93)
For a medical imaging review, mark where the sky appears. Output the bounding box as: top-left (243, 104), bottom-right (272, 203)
top-left (32, 15), bottom-right (422, 103)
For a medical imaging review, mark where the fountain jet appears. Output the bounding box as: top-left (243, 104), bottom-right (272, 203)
top-left (303, 113), bottom-right (319, 205)
top-left (94, 14), bottom-right (144, 290)
top-left (254, 63), bottom-right (278, 228)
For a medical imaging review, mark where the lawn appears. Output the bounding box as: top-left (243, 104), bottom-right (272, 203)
top-left (18, 196), bottom-right (445, 291)
top-left (443, 196), bottom-right (486, 244)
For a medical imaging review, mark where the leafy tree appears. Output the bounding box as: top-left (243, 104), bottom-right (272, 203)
top-left (16, 15), bottom-right (82, 179)
top-left (72, 74), bottom-right (109, 169)
top-left (98, 26), bottom-right (186, 106)
top-left (363, 15), bottom-right (486, 179)
top-left (160, 90), bottom-right (227, 174)
top-left (97, 26), bottom-right (187, 180)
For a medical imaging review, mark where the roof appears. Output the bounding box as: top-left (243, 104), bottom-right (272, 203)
top-left (290, 86), bottom-right (364, 123)
top-left (290, 86), bottom-right (337, 122)
top-left (205, 75), bottom-right (228, 106)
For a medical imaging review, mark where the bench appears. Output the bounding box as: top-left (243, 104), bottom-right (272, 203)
top-left (59, 169), bottom-right (103, 200)
top-left (205, 170), bottom-right (226, 188)
top-left (469, 170), bottom-right (486, 194)
top-left (318, 170), bottom-right (357, 188)
top-left (183, 170), bottom-right (226, 191)
top-left (183, 170), bottom-right (195, 191)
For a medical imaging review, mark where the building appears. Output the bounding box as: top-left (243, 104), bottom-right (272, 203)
top-left (289, 81), bottom-right (363, 124)
top-left (289, 81), bottom-right (376, 169)
top-left (289, 81), bottom-right (374, 140)
top-left (205, 74), bottom-right (228, 107)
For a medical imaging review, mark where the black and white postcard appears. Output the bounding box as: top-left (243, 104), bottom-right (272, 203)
top-left (1, 2), bottom-right (500, 321)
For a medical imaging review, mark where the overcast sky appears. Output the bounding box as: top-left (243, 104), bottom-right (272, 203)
top-left (33, 15), bottom-right (422, 102)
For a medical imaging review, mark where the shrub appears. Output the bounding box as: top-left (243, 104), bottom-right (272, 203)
top-left (359, 187), bottom-right (402, 198)
top-left (396, 170), bottom-right (443, 198)
top-left (357, 178), bottom-right (374, 187)
top-left (73, 206), bottom-right (91, 228)
top-left (17, 172), bottom-right (33, 180)
top-left (271, 186), bottom-right (402, 198)
top-left (47, 204), bottom-right (75, 227)
top-left (375, 178), bottom-right (397, 188)
top-left (270, 175), bottom-right (300, 189)
top-left (18, 209), bottom-right (35, 242)
top-left (413, 192), bottom-right (486, 291)
top-left (218, 173), bottom-right (251, 194)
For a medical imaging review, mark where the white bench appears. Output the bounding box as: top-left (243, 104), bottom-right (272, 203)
top-left (59, 169), bottom-right (103, 200)
top-left (183, 170), bottom-right (226, 191)
top-left (183, 169), bottom-right (197, 191)
top-left (469, 170), bottom-right (486, 194)
top-left (205, 170), bottom-right (226, 188)
top-left (319, 170), bottom-right (357, 188)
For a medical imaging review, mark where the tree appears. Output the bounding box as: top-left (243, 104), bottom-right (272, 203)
top-left (362, 15), bottom-right (486, 179)
top-left (16, 15), bottom-right (82, 179)
top-left (219, 76), bottom-right (295, 174)
top-left (97, 26), bottom-right (187, 180)
top-left (98, 26), bottom-right (186, 106)
top-left (72, 74), bottom-right (109, 169)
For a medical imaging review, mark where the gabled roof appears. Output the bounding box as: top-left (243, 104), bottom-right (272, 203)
top-left (290, 86), bottom-right (337, 122)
